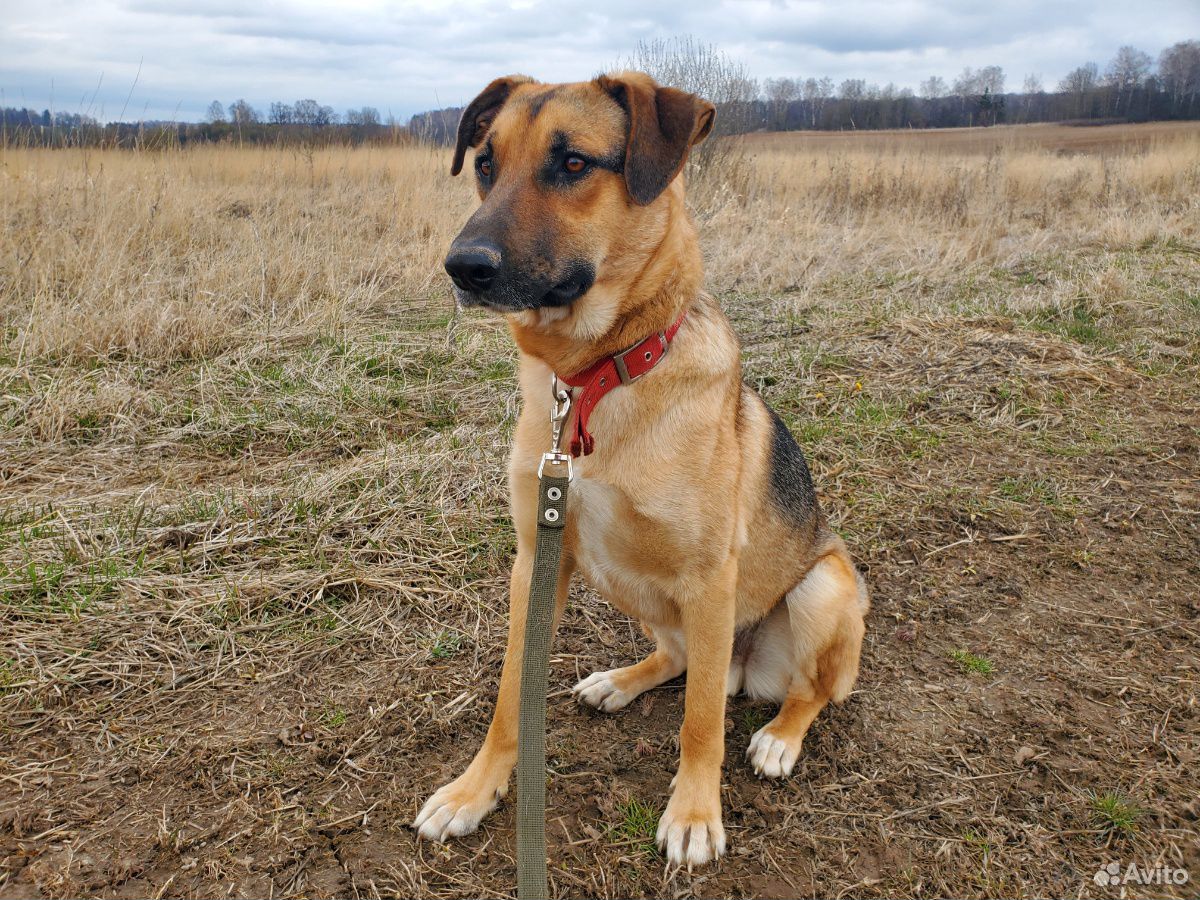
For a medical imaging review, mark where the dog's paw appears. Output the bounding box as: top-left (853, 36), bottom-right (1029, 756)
top-left (572, 670), bottom-right (633, 712)
top-left (656, 785), bottom-right (726, 869)
top-left (413, 771), bottom-right (506, 842)
top-left (746, 726), bottom-right (801, 779)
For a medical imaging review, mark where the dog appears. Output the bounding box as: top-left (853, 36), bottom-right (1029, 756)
top-left (414, 71), bottom-right (869, 868)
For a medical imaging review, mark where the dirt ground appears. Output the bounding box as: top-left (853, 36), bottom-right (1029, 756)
top-left (1, 126), bottom-right (1198, 899)
top-left (2, 295), bottom-right (1197, 898)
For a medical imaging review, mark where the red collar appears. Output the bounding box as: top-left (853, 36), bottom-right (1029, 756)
top-left (558, 311), bottom-right (686, 457)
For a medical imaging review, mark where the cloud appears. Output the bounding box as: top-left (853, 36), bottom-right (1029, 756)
top-left (1, 0), bottom-right (1197, 121)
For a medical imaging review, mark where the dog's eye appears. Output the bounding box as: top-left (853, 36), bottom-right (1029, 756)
top-left (563, 155), bottom-right (588, 175)
top-left (477, 157), bottom-right (493, 179)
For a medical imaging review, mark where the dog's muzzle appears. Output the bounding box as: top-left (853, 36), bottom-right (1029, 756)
top-left (445, 242), bottom-right (595, 311)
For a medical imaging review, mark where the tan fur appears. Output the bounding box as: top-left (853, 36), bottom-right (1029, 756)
top-left (414, 73), bottom-right (869, 867)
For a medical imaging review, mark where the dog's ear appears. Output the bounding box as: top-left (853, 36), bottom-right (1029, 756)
top-left (596, 72), bottom-right (716, 205)
top-left (451, 75), bottom-right (536, 176)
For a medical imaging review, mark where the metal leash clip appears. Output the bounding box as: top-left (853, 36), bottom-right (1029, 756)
top-left (537, 375), bottom-right (573, 480)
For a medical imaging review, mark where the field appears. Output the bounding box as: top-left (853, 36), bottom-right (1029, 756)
top-left (1, 121), bottom-right (1198, 898)
top-left (740, 120), bottom-right (1200, 155)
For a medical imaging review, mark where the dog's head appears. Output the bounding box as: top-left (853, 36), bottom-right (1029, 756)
top-left (443, 72), bottom-right (714, 315)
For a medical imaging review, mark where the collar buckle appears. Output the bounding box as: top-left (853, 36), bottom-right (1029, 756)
top-left (612, 330), bottom-right (668, 385)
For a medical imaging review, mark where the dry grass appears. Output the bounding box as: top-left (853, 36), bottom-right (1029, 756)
top-left (1, 143), bottom-right (471, 363)
top-left (741, 120), bottom-right (1200, 155)
top-left (3, 122), bottom-right (1197, 362)
top-left (1, 122), bottom-right (1198, 898)
top-left (706, 124), bottom-right (1200, 298)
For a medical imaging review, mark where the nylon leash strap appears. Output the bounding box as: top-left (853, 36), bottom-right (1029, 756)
top-left (516, 380), bottom-right (572, 900)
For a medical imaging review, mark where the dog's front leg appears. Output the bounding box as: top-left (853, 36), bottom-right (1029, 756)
top-left (414, 541), bottom-right (574, 842)
top-left (657, 557), bottom-right (737, 868)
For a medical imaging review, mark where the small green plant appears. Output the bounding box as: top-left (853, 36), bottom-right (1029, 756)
top-left (320, 705), bottom-right (348, 728)
top-left (1090, 791), bottom-right (1141, 837)
top-left (996, 475), bottom-right (1058, 507)
top-left (609, 797), bottom-right (659, 855)
top-left (961, 827), bottom-right (993, 858)
top-left (740, 705), bottom-right (771, 734)
top-left (1028, 301), bottom-right (1111, 347)
top-left (265, 753), bottom-right (297, 783)
top-left (428, 630), bottom-right (463, 660)
top-left (950, 648), bottom-right (995, 675)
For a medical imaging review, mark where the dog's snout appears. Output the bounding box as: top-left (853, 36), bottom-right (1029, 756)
top-left (445, 243), bottom-right (501, 293)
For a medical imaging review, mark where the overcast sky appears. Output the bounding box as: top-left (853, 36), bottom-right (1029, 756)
top-left (2, 0), bottom-right (1197, 123)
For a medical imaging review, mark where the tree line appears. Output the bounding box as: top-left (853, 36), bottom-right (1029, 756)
top-left (0, 99), bottom-right (408, 148)
top-left (399, 40), bottom-right (1200, 142)
top-left (754, 41), bottom-right (1199, 131)
top-left (206, 98), bottom-right (388, 128)
top-left (3, 39), bottom-right (1197, 148)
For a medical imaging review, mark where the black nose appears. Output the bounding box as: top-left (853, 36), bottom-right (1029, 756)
top-left (445, 244), bottom-right (500, 293)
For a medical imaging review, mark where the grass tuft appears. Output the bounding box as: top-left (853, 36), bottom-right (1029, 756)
top-left (1090, 792), bottom-right (1142, 837)
top-left (740, 706), bottom-right (772, 734)
top-left (321, 706), bottom-right (349, 729)
top-left (950, 649), bottom-right (996, 675)
top-left (609, 797), bottom-right (660, 855)
top-left (427, 630), bottom-right (464, 661)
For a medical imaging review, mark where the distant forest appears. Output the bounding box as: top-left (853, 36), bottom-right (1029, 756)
top-left (4, 40), bottom-right (1198, 148)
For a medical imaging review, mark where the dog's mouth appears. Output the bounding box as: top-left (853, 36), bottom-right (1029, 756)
top-left (454, 264), bottom-right (595, 313)
top-left (538, 268), bottom-right (594, 307)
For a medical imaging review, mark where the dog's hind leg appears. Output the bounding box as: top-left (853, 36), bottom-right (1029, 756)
top-left (745, 544), bottom-right (867, 778)
top-left (573, 623), bottom-right (686, 712)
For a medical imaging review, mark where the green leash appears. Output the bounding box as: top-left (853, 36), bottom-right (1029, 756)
top-left (516, 381), bottom-right (572, 900)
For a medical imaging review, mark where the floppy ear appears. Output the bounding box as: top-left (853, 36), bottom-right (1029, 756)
top-left (451, 75), bottom-right (536, 176)
top-left (596, 73), bottom-right (716, 205)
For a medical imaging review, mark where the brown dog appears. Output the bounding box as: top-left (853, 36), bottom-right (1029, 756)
top-left (414, 71), bottom-right (868, 867)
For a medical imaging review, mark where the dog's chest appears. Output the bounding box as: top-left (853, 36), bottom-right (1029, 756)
top-left (569, 476), bottom-right (685, 624)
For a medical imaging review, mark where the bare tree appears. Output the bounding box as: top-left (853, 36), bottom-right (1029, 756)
top-left (1058, 62), bottom-right (1100, 118)
top-left (919, 75), bottom-right (948, 99)
top-left (1058, 62), bottom-right (1099, 95)
top-left (952, 67), bottom-right (980, 97)
top-left (976, 66), bottom-right (1005, 94)
top-left (227, 99), bottom-right (259, 125)
top-left (1019, 74), bottom-right (1044, 123)
top-left (205, 100), bottom-right (226, 123)
top-left (763, 77), bottom-right (799, 130)
top-left (838, 79), bottom-right (866, 100)
top-left (1106, 46), bottom-right (1152, 89)
top-left (1104, 46), bottom-right (1152, 115)
top-left (269, 102), bottom-right (293, 125)
top-left (344, 107), bottom-right (381, 127)
top-left (1158, 40), bottom-right (1200, 110)
top-left (292, 99), bottom-right (321, 125)
top-left (801, 76), bottom-right (829, 126)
